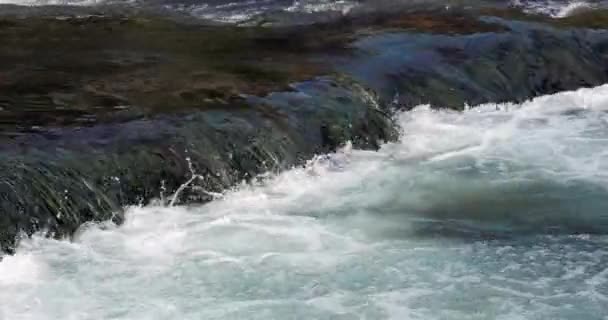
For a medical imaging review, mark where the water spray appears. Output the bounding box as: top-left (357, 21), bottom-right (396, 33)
top-left (168, 157), bottom-right (223, 207)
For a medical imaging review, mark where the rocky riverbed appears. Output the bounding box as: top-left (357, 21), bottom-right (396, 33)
top-left (2, 2), bottom-right (608, 253)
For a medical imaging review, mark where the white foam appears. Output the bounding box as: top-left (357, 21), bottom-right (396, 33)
top-left (285, 0), bottom-right (357, 15)
top-left (0, 252), bottom-right (44, 285)
top-left (512, 0), bottom-right (596, 18)
top-left (166, 0), bottom-right (359, 23)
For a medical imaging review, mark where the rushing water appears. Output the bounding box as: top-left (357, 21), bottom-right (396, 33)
top-left (1, 0), bottom-right (606, 22)
top-left (2, 86), bottom-right (608, 319)
top-left (512, 0), bottom-right (598, 17)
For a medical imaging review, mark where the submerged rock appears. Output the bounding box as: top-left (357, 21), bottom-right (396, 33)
top-left (0, 77), bottom-right (396, 253)
top-left (342, 15), bottom-right (608, 109)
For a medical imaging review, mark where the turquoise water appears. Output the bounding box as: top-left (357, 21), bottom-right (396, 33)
top-left (2, 86), bottom-right (608, 319)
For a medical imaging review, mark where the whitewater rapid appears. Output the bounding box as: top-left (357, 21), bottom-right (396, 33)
top-left (2, 85), bottom-right (608, 319)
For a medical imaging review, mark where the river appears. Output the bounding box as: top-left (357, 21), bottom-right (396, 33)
top-left (2, 85), bottom-right (608, 319)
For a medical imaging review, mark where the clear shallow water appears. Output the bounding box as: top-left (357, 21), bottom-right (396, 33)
top-left (3, 86), bottom-right (608, 319)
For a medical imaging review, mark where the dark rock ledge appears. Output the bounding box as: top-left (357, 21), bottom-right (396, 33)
top-left (2, 8), bottom-right (608, 253)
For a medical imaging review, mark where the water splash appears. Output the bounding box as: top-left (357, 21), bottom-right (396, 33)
top-left (168, 157), bottom-right (223, 207)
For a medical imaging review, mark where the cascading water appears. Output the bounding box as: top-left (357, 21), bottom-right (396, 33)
top-left (2, 85), bottom-right (608, 319)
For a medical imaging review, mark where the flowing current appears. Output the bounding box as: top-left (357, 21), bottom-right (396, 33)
top-left (3, 86), bottom-right (608, 319)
